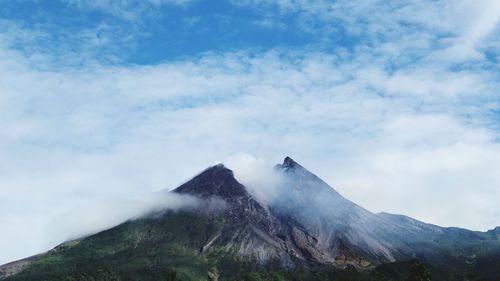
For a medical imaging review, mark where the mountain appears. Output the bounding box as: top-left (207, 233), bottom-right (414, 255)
top-left (1, 157), bottom-right (499, 281)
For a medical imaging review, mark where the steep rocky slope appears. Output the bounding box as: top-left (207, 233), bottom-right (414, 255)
top-left (1, 157), bottom-right (499, 281)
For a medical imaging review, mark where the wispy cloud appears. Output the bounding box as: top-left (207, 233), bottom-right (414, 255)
top-left (235, 0), bottom-right (500, 63)
top-left (62, 0), bottom-right (196, 20)
top-left (0, 19), bottom-right (136, 67)
top-left (45, 192), bottom-right (199, 247)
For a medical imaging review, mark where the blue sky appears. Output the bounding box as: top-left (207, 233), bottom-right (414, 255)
top-left (0, 0), bottom-right (332, 64)
top-left (0, 0), bottom-right (499, 264)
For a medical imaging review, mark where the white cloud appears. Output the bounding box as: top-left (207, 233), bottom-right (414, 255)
top-left (45, 192), bottom-right (199, 247)
top-left (327, 114), bottom-right (500, 230)
top-left (237, 0), bottom-right (500, 63)
top-left (223, 153), bottom-right (285, 203)
top-left (63, 0), bottom-right (196, 20)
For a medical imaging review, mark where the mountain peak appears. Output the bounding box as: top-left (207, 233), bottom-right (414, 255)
top-left (276, 156), bottom-right (343, 197)
top-left (207, 163), bottom-right (231, 174)
top-left (174, 164), bottom-right (249, 199)
top-left (278, 156), bottom-right (307, 172)
top-left (282, 156), bottom-right (298, 168)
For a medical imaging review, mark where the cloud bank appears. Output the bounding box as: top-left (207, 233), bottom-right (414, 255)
top-left (0, 48), bottom-right (498, 265)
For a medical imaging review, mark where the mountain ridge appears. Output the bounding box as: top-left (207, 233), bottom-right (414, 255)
top-left (1, 157), bottom-right (499, 280)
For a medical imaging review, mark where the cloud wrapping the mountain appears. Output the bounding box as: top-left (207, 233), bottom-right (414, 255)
top-left (45, 192), bottom-right (200, 247)
top-left (224, 153), bottom-right (286, 203)
top-left (0, 0), bottom-right (498, 265)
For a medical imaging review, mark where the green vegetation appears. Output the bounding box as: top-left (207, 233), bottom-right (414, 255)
top-left (4, 211), bottom-right (499, 281)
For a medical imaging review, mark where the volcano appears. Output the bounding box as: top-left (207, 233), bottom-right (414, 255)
top-left (1, 157), bottom-right (499, 281)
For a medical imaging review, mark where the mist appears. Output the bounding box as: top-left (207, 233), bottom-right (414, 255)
top-left (224, 153), bottom-right (286, 205)
top-left (224, 154), bottom-right (378, 222)
top-left (44, 192), bottom-right (199, 250)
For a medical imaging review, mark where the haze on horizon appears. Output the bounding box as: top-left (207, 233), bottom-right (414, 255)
top-left (0, 0), bottom-right (499, 265)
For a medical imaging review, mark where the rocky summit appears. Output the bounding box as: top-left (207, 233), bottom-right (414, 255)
top-left (1, 157), bottom-right (499, 281)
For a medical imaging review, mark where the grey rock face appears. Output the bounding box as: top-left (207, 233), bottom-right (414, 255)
top-left (174, 164), bottom-right (295, 267)
top-left (172, 159), bottom-right (390, 269)
top-left (171, 157), bottom-right (500, 270)
top-left (273, 157), bottom-right (402, 266)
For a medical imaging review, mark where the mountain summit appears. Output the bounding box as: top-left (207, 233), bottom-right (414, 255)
top-left (280, 156), bottom-right (300, 169)
top-left (1, 157), bottom-right (499, 281)
top-left (175, 164), bottom-right (248, 199)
